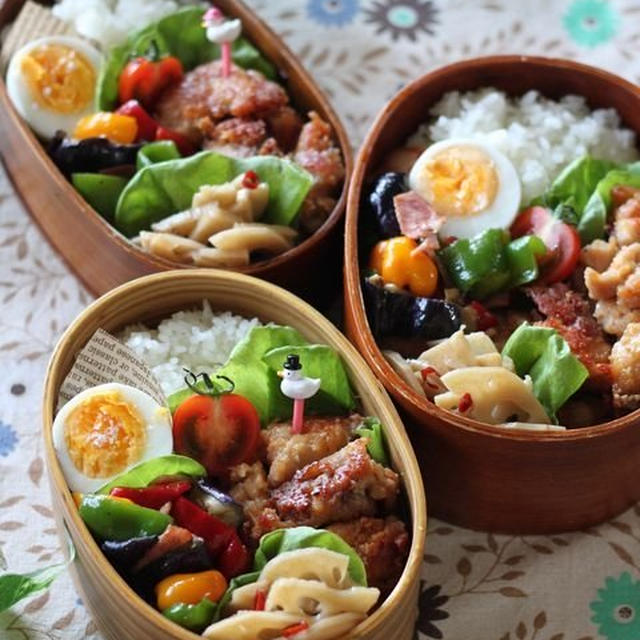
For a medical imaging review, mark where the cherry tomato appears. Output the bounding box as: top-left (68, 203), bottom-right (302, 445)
top-left (118, 55), bottom-right (183, 108)
top-left (510, 206), bottom-right (580, 284)
top-left (172, 392), bottom-right (260, 475)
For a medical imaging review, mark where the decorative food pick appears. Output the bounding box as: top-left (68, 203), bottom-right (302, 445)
top-left (202, 6), bottom-right (241, 78)
top-left (278, 354), bottom-right (321, 434)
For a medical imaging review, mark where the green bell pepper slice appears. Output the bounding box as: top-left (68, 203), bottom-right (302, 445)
top-left (163, 597), bottom-right (218, 632)
top-left (78, 494), bottom-right (171, 540)
top-left (71, 173), bottom-right (128, 222)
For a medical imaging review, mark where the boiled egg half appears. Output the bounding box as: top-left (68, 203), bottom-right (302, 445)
top-left (53, 383), bottom-right (173, 493)
top-left (6, 36), bottom-right (101, 139)
top-left (408, 139), bottom-right (521, 239)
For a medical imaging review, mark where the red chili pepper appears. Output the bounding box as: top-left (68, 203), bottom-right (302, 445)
top-left (241, 171), bottom-right (259, 189)
top-left (253, 589), bottom-right (266, 611)
top-left (442, 236), bottom-right (458, 247)
top-left (420, 366), bottom-right (441, 390)
top-left (116, 100), bottom-right (158, 141)
top-left (469, 301), bottom-right (498, 331)
top-left (109, 481), bottom-right (191, 510)
top-left (458, 392), bottom-right (473, 413)
top-left (282, 621), bottom-right (310, 637)
top-left (171, 497), bottom-right (249, 579)
top-left (155, 126), bottom-right (196, 156)
top-left (118, 52), bottom-right (183, 108)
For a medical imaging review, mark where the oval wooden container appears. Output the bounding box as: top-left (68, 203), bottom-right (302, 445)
top-left (43, 270), bottom-right (426, 640)
top-left (344, 55), bottom-right (640, 534)
top-left (0, 0), bottom-right (352, 302)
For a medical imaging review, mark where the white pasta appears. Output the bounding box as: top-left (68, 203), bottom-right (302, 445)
top-left (435, 366), bottom-right (550, 424)
top-left (265, 578), bottom-right (380, 617)
top-left (383, 350), bottom-right (426, 398)
top-left (208, 547), bottom-right (379, 640)
top-left (203, 611), bottom-right (304, 640)
top-left (191, 247), bottom-right (250, 267)
top-left (137, 231), bottom-right (203, 264)
top-left (209, 223), bottom-right (297, 254)
top-left (257, 548), bottom-right (352, 589)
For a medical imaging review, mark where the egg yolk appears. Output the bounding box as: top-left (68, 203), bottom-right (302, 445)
top-left (64, 392), bottom-right (146, 479)
top-left (418, 145), bottom-right (498, 217)
top-left (20, 44), bottom-right (95, 114)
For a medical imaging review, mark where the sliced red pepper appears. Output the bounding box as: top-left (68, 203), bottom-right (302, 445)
top-left (282, 621), bottom-right (310, 637)
top-left (216, 532), bottom-right (250, 579)
top-left (171, 497), bottom-right (232, 557)
top-left (241, 170), bottom-right (260, 189)
top-left (110, 481), bottom-right (191, 510)
top-left (155, 126), bottom-right (196, 156)
top-left (458, 392), bottom-right (473, 413)
top-left (253, 589), bottom-right (266, 611)
top-left (468, 301), bottom-right (498, 331)
top-left (116, 100), bottom-right (158, 141)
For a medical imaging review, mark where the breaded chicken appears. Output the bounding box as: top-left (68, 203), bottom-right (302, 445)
top-left (154, 61), bottom-right (288, 143)
top-left (328, 516), bottom-right (410, 596)
top-left (271, 439), bottom-right (399, 529)
top-left (528, 284), bottom-right (612, 389)
top-left (611, 323), bottom-right (640, 412)
top-left (263, 414), bottom-right (363, 487)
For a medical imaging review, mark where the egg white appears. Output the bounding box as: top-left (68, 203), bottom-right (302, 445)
top-left (6, 36), bottom-right (102, 139)
top-left (53, 383), bottom-right (173, 493)
top-left (408, 138), bottom-right (522, 239)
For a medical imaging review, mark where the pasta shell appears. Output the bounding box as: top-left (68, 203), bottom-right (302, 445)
top-left (209, 223), bottom-right (297, 254)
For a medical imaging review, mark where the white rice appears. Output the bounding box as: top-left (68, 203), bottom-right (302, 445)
top-left (119, 301), bottom-right (262, 395)
top-left (409, 88), bottom-right (639, 204)
top-left (52, 0), bottom-right (197, 50)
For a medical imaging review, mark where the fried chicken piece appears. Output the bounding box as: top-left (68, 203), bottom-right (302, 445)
top-left (328, 517), bottom-right (409, 597)
top-left (611, 323), bottom-right (640, 412)
top-left (528, 284), bottom-right (612, 390)
top-left (263, 414), bottom-right (363, 487)
top-left (585, 243), bottom-right (640, 309)
top-left (581, 238), bottom-right (618, 272)
top-left (611, 184), bottom-right (640, 208)
top-left (294, 111), bottom-right (345, 234)
top-left (264, 106), bottom-right (303, 152)
top-left (154, 61), bottom-right (288, 144)
top-left (594, 299), bottom-right (640, 336)
top-left (271, 439), bottom-right (399, 529)
top-left (201, 117), bottom-right (269, 157)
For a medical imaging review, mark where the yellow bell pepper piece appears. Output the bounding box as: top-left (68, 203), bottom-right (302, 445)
top-left (73, 112), bottom-right (138, 144)
top-left (369, 236), bottom-right (438, 297)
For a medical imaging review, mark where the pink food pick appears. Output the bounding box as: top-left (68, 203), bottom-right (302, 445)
top-left (202, 6), bottom-right (241, 78)
top-left (278, 354), bottom-right (321, 435)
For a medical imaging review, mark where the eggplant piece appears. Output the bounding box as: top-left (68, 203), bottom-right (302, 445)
top-left (101, 535), bottom-right (158, 573)
top-left (193, 479), bottom-right (244, 528)
top-left (366, 172), bottom-right (406, 237)
top-left (48, 132), bottom-right (143, 178)
top-left (363, 277), bottom-right (462, 342)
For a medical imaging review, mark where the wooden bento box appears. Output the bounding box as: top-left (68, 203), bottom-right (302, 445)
top-left (344, 56), bottom-right (640, 534)
top-left (0, 0), bottom-right (351, 300)
top-left (43, 270), bottom-right (426, 640)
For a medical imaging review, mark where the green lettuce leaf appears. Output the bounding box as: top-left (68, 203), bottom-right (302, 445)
top-left (262, 345), bottom-right (356, 415)
top-left (168, 325), bottom-right (308, 422)
top-left (502, 323), bottom-right (588, 420)
top-left (115, 152), bottom-right (313, 236)
top-left (96, 6), bottom-right (277, 110)
top-left (541, 156), bottom-right (616, 216)
top-left (136, 140), bottom-right (181, 170)
top-left (254, 527), bottom-right (367, 586)
top-left (579, 162), bottom-right (640, 244)
top-left (212, 570), bottom-right (260, 623)
top-left (0, 536), bottom-right (75, 613)
top-left (355, 416), bottom-right (390, 466)
top-left (97, 454), bottom-right (206, 494)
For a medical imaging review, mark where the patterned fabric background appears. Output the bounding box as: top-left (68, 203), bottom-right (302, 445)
top-left (1, 1), bottom-right (640, 638)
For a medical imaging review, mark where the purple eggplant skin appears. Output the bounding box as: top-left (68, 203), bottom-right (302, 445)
top-left (193, 479), bottom-right (243, 528)
top-left (363, 276), bottom-right (462, 342)
top-left (101, 535), bottom-right (158, 573)
top-left (48, 132), bottom-right (142, 178)
top-left (367, 172), bottom-right (406, 238)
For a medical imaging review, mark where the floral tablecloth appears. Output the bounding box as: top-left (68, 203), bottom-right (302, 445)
top-left (1, 1), bottom-right (640, 638)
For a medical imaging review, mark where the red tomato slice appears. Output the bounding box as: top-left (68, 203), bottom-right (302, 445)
top-left (172, 393), bottom-right (260, 475)
top-left (510, 206), bottom-right (581, 284)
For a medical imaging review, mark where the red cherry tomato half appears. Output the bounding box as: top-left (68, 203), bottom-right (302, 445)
top-left (172, 393), bottom-right (260, 475)
top-left (510, 206), bottom-right (581, 284)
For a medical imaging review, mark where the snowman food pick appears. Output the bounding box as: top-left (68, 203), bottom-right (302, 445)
top-left (278, 354), bottom-right (321, 434)
top-left (202, 6), bottom-right (241, 78)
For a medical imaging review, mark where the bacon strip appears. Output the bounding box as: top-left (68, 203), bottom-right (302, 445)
top-left (393, 191), bottom-right (443, 253)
